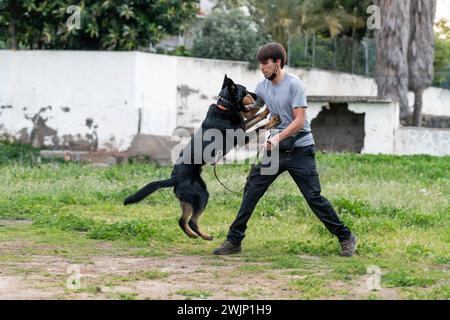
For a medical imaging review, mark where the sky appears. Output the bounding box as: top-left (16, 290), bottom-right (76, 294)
top-left (436, 0), bottom-right (450, 21)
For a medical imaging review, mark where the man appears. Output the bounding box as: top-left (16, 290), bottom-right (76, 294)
top-left (213, 42), bottom-right (357, 257)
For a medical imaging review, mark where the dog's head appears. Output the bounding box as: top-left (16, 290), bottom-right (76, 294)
top-left (217, 74), bottom-right (257, 112)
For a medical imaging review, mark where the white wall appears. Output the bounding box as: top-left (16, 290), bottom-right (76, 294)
top-left (0, 50), bottom-right (449, 155)
top-left (291, 68), bottom-right (450, 118)
top-left (419, 87), bottom-right (450, 117)
top-left (292, 68), bottom-right (378, 97)
top-left (395, 127), bottom-right (450, 156)
top-left (0, 50), bottom-right (138, 151)
top-left (134, 52), bottom-right (178, 136)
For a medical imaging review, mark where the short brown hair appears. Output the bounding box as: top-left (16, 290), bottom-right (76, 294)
top-left (256, 42), bottom-right (287, 68)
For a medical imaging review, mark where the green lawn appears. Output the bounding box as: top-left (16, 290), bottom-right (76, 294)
top-left (0, 142), bottom-right (449, 299)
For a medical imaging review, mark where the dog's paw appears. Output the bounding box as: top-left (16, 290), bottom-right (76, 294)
top-left (202, 235), bottom-right (214, 241)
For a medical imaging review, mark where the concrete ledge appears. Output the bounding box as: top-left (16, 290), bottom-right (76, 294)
top-left (308, 96), bottom-right (392, 104)
top-left (126, 134), bottom-right (179, 166)
top-left (40, 150), bottom-right (124, 166)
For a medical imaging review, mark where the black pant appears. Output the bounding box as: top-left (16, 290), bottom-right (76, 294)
top-left (227, 145), bottom-right (352, 245)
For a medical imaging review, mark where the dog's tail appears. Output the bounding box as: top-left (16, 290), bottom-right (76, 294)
top-left (124, 178), bottom-right (175, 205)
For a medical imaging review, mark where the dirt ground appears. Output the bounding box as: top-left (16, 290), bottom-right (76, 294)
top-left (0, 220), bottom-right (399, 300)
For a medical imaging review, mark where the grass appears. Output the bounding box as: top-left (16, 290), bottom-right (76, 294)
top-left (104, 270), bottom-right (170, 285)
top-left (0, 142), bottom-right (449, 299)
top-left (289, 276), bottom-right (329, 299)
top-left (175, 289), bottom-right (212, 299)
top-left (118, 292), bottom-right (139, 300)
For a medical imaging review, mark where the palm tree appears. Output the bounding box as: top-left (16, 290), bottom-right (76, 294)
top-left (374, 0), bottom-right (411, 118)
top-left (220, 0), bottom-right (364, 62)
top-left (408, 0), bottom-right (436, 127)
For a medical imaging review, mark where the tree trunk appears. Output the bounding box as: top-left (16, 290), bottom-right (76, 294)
top-left (408, 0), bottom-right (436, 127)
top-left (333, 37), bottom-right (337, 69)
top-left (412, 88), bottom-right (424, 126)
top-left (287, 31), bottom-right (291, 66)
top-left (8, 0), bottom-right (18, 50)
top-left (304, 34), bottom-right (309, 59)
top-left (351, 24), bottom-right (356, 74)
top-left (374, 0), bottom-right (411, 118)
top-left (312, 33), bottom-right (316, 68)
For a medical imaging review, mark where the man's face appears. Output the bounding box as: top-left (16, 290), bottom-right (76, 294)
top-left (259, 59), bottom-right (280, 79)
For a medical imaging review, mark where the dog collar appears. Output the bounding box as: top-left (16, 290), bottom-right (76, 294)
top-left (218, 95), bottom-right (232, 104)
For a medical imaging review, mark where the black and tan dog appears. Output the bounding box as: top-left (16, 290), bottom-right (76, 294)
top-left (123, 75), bottom-right (278, 240)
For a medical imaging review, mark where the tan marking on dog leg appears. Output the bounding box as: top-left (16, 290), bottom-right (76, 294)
top-left (244, 107), bottom-right (270, 129)
top-left (263, 115), bottom-right (281, 130)
top-left (179, 201), bottom-right (199, 239)
top-left (190, 211), bottom-right (213, 241)
top-left (241, 115), bottom-right (282, 148)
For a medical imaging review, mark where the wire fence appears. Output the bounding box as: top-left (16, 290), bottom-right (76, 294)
top-left (434, 67), bottom-right (450, 89)
top-left (287, 35), bottom-right (376, 77)
top-left (287, 34), bottom-right (450, 89)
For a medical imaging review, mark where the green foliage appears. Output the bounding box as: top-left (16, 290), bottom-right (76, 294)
top-left (168, 45), bottom-right (192, 57)
top-left (288, 276), bottom-right (327, 299)
top-left (175, 289), bottom-right (212, 299)
top-left (33, 213), bottom-right (175, 242)
top-left (434, 38), bottom-right (450, 85)
top-left (192, 8), bottom-right (270, 63)
top-left (0, 141), bottom-right (40, 165)
top-left (436, 18), bottom-right (450, 39)
top-left (383, 270), bottom-right (436, 288)
top-left (289, 34), bottom-right (376, 75)
top-left (156, 45), bottom-right (193, 57)
top-left (433, 20), bottom-right (450, 88)
top-left (118, 292), bottom-right (138, 300)
top-left (220, 0), bottom-right (370, 49)
top-left (404, 284), bottom-right (450, 300)
top-left (0, 0), bottom-right (199, 50)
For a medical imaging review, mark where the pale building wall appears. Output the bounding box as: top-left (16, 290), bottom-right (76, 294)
top-left (0, 50), bottom-right (448, 156)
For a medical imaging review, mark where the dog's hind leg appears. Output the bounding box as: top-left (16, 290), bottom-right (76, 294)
top-left (189, 209), bottom-right (213, 241)
top-left (179, 201), bottom-right (199, 239)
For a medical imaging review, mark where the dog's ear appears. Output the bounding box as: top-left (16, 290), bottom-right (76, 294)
top-left (228, 82), bottom-right (237, 96)
top-left (226, 76), bottom-right (237, 94)
top-left (222, 74), bottom-right (229, 89)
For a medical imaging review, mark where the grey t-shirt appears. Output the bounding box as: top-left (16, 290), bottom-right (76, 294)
top-left (254, 72), bottom-right (314, 147)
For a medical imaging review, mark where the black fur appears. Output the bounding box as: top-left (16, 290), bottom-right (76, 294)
top-left (124, 75), bottom-right (256, 240)
top-left (123, 178), bottom-right (175, 205)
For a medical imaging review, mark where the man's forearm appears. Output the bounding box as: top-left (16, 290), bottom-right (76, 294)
top-left (278, 118), bottom-right (304, 141)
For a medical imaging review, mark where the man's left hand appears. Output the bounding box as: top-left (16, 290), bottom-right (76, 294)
top-left (265, 134), bottom-right (281, 150)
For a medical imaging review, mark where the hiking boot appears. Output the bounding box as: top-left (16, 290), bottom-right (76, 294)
top-left (213, 240), bottom-right (242, 255)
top-left (339, 234), bottom-right (357, 257)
